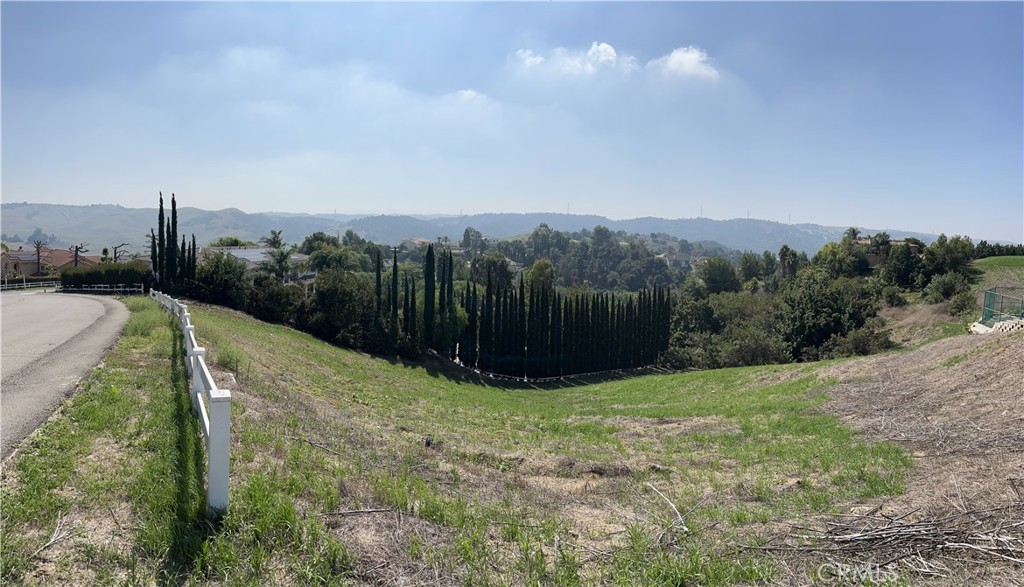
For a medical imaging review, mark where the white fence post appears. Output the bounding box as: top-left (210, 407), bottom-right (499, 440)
top-left (207, 389), bottom-right (231, 515)
top-left (190, 347), bottom-right (205, 413)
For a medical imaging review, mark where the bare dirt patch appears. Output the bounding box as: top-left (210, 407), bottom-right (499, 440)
top-left (324, 510), bottom-right (461, 586)
top-left (610, 415), bottom-right (742, 442)
top-left (770, 330), bottom-right (1024, 585)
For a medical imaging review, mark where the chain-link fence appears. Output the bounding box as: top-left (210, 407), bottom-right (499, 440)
top-left (981, 287), bottom-right (1024, 327)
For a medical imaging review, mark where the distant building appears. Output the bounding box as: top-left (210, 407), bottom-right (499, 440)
top-left (400, 238), bottom-right (434, 249)
top-left (855, 238), bottom-right (922, 268)
top-left (2, 246), bottom-right (101, 277)
top-left (203, 246), bottom-right (313, 281)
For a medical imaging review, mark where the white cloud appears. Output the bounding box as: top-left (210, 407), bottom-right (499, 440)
top-left (647, 46), bottom-right (719, 81)
top-left (586, 42), bottom-right (617, 67)
top-left (515, 49), bottom-right (545, 69)
top-left (513, 41), bottom-right (638, 79)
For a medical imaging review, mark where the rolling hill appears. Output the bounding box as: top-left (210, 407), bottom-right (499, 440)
top-left (1, 202), bottom-right (944, 256)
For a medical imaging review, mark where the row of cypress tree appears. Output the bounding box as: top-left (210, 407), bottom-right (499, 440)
top-left (463, 272), bottom-right (671, 378)
top-left (373, 243), bottom-right (671, 379)
top-left (150, 192), bottom-right (197, 292)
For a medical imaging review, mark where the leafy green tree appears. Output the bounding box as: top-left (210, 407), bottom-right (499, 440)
top-left (779, 245), bottom-right (800, 278)
top-left (209, 236), bottom-right (256, 247)
top-left (880, 244), bottom-right (921, 288)
top-left (813, 241), bottom-right (869, 278)
top-left (194, 251), bottom-right (249, 309)
top-left (923, 234), bottom-right (975, 278)
top-left (303, 269), bottom-right (376, 348)
top-left (698, 257), bottom-right (741, 294)
top-left (869, 232), bottom-right (892, 261)
top-left (738, 252), bottom-right (762, 282)
top-left (298, 231), bottom-right (340, 254)
top-left (470, 251), bottom-right (513, 290)
top-left (781, 270), bottom-right (875, 361)
top-left (761, 250), bottom-right (778, 277)
top-left (307, 246), bottom-right (368, 273)
top-left (461, 227), bottom-right (487, 252)
top-left (526, 258), bottom-right (556, 293)
top-left (342, 230), bottom-right (367, 248)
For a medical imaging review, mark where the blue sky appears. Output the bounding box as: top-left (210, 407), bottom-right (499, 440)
top-left (2, 2), bottom-right (1022, 243)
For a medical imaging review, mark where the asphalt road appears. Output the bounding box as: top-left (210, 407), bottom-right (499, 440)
top-left (1, 291), bottom-right (129, 460)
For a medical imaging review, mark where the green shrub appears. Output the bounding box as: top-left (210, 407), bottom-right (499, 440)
top-left (923, 271), bottom-right (968, 303)
top-left (61, 261), bottom-right (153, 290)
top-left (882, 286), bottom-right (906, 307)
top-left (949, 291), bottom-right (977, 316)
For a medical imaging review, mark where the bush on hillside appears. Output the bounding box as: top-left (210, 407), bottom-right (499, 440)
top-left (923, 271), bottom-right (969, 303)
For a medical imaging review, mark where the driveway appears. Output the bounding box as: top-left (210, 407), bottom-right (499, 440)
top-left (1, 291), bottom-right (129, 460)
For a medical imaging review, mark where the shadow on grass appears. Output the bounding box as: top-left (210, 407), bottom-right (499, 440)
top-left (390, 349), bottom-right (677, 391)
top-left (157, 327), bottom-right (222, 586)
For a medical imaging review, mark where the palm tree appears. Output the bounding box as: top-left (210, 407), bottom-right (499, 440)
top-left (260, 230), bottom-right (285, 249)
top-left (259, 246), bottom-right (293, 282)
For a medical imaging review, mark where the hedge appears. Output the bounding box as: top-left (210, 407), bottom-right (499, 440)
top-left (61, 261), bottom-right (154, 290)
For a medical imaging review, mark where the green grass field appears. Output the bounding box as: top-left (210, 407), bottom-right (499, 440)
top-left (1, 297), bottom-right (915, 585)
top-left (973, 255), bottom-right (1024, 269)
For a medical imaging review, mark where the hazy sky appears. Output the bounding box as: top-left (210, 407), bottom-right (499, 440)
top-left (3, 2), bottom-right (1022, 242)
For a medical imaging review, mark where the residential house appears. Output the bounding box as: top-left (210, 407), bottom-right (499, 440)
top-left (2, 246), bottom-right (101, 277)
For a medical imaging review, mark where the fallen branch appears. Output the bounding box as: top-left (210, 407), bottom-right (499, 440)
top-left (320, 508), bottom-right (392, 517)
top-left (748, 503), bottom-right (1024, 571)
top-left (645, 482), bottom-right (690, 533)
top-left (32, 511), bottom-right (76, 559)
top-left (284, 435), bottom-right (341, 457)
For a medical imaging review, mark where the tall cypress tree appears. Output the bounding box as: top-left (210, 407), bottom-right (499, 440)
top-left (552, 291), bottom-right (562, 377)
top-left (424, 244), bottom-right (435, 348)
top-left (438, 250), bottom-right (448, 327)
top-left (480, 270), bottom-right (493, 372)
top-left (449, 252), bottom-right (459, 359)
top-left (190, 234), bottom-right (197, 280)
top-left (391, 247), bottom-right (399, 337)
top-left (517, 276), bottom-right (526, 377)
top-left (494, 287), bottom-right (504, 374)
top-left (168, 194), bottom-right (178, 287)
top-left (179, 236), bottom-right (187, 287)
top-left (469, 284), bottom-right (478, 368)
top-left (375, 250), bottom-right (383, 319)
top-left (157, 193), bottom-right (165, 284)
top-left (403, 274), bottom-right (410, 336)
top-left (409, 280), bottom-right (418, 343)
top-left (165, 219), bottom-right (175, 289)
top-left (150, 229), bottom-right (158, 277)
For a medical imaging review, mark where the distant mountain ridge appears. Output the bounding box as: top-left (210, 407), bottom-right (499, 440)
top-left (1, 202), bottom-right (943, 256)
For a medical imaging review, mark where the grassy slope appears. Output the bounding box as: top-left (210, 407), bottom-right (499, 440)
top-left (2, 297), bottom-right (912, 586)
top-left (972, 255), bottom-right (1024, 294)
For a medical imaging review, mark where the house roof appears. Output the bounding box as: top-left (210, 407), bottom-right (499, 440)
top-left (206, 246), bottom-right (309, 266)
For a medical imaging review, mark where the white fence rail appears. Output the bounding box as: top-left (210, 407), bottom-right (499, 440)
top-left (0, 280), bottom-right (59, 291)
top-left (151, 290), bottom-right (231, 515)
top-left (59, 283), bottom-right (145, 294)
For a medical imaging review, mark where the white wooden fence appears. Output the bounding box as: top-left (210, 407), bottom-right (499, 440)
top-left (0, 280), bottom-right (59, 291)
top-left (59, 283), bottom-right (145, 294)
top-left (151, 290), bottom-right (231, 515)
